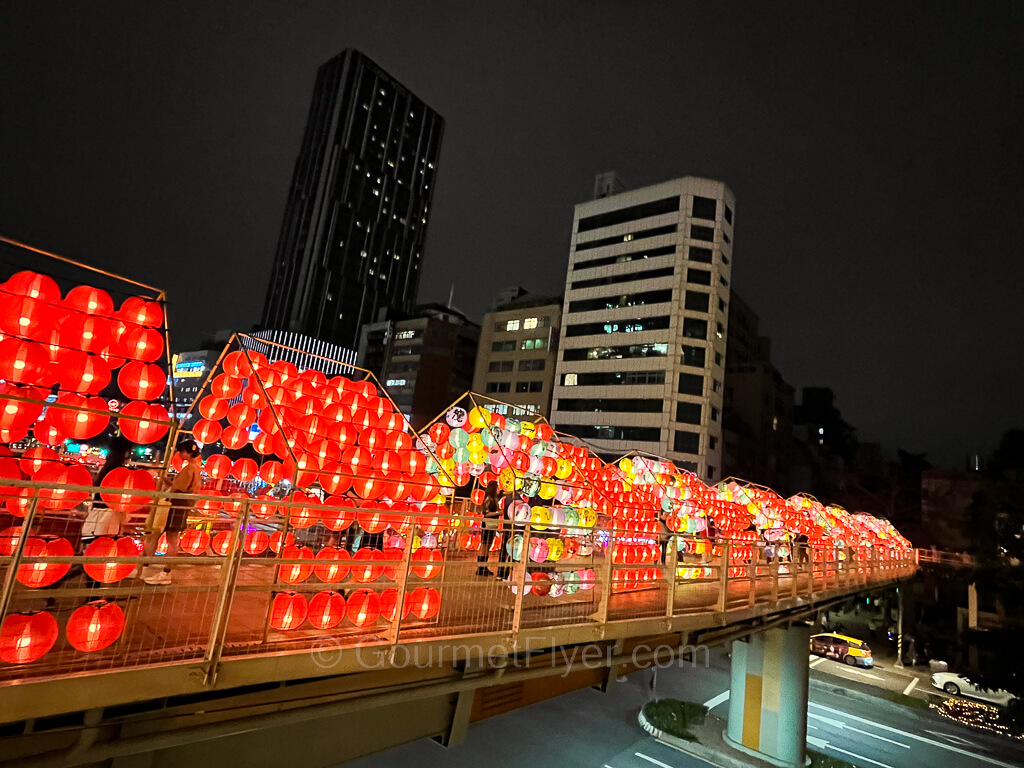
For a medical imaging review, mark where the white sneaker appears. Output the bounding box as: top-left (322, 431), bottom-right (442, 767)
top-left (144, 570), bottom-right (172, 585)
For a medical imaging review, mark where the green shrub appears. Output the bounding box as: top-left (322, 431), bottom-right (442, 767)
top-left (641, 699), bottom-right (708, 741)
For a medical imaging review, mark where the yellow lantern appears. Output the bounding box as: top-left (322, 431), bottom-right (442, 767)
top-left (468, 406), bottom-right (491, 430)
top-left (555, 459), bottom-right (573, 479)
top-left (530, 506), bottom-right (551, 531)
top-left (520, 421), bottom-right (536, 438)
top-left (547, 538), bottom-right (564, 561)
top-left (538, 482), bottom-right (557, 500)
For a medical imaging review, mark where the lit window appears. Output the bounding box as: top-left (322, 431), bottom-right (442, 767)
top-left (523, 317), bottom-right (538, 329)
top-left (773, 416), bottom-right (779, 431)
top-left (623, 234), bottom-right (634, 242)
top-left (506, 319), bottom-right (520, 331)
top-left (385, 379), bottom-right (406, 387)
top-left (396, 330), bottom-right (416, 340)
top-left (818, 427), bottom-right (824, 435)
top-left (564, 374), bottom-right (578, 386)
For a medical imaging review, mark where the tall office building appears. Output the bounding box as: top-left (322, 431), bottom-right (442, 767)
top-left (472, 289), bottom-right (563, 419)
top-left (550, 176), bottom-right (735, 481)
top-left (262, 50), bottom-right (445, 351)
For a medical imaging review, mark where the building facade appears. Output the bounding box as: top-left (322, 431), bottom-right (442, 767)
top-left (171, 350), bottom-right (221, 429)
top-left (721, 292), bottom-right (794, 490)
top-left (242, 330), bottom-right (358, 376)
top-left (262, 49), bottom-right (445, 351)
top-left (550, 176), bottom-right (735, 480)
top-left (472, 290), bottom-right (562, 419)
top-left (378, 304), bottom-right (479, 429)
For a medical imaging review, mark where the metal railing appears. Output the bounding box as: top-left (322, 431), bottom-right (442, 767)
top-left (915, 548), bottom-right (975, 567)
top-left (0, 479), bottom-right (917, 685)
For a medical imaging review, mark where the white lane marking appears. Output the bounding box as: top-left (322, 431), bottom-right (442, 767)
top-left (842, 667), bottom-right (884, 681)
top-left (810, 702), bottom-right (1020, 768)
top-left (826, 744), bottom-right (895, 768)
top-left (807, 734), bottom-right (829, 749)
top-left (807, 724), bottom-right (819, 730)
top-left (924, 730), bottom-right (977, 748)
top-left (903, 678), bottom-right (919, 696)
top-left (703, 690), bottom-right (730, 709)
top-left (635, 753), bottom-right (674, 768)
top-left (808, 712), bottom-right (909, 748)
top-left (809, 656), bottom-right (827, 669)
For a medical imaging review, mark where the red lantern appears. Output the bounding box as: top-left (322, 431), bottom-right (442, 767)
top-left (252, 494), bottom-right (282, 519)
top-left (314, 546), bottom-right (351, 583)
top-left (269, 591), bottom-right (307, 630)
top-left (212, 530), bottom-right (235, 556)
top-left (226, 403), bottom-right (256, 430)
top-left (288, 492), bottom-right (321, 529)
top-left (243, 530), bottom-right (270, 555)
top-left (411, 547), bottom-right (443, 579)
top-left (99, 467), bottom-right (157, 513)
top-left (121, 325), bottom-right (164, 363)
top-left (119, 401), bottom-right (169, 444)
top-left (0, 611), bottom-right (59, 664)
top-left (280, 544), bottom-right (313, 583)
top-left (308, 591), bottom-right (346, 629)
top-left (37, 463), bottom-right (91, 509)
top-left (119, 296), bottom-right (164, 328)
top-left (59, 350), bottom-right (111, 394)
top-left (352, 548), bottom-right (384, 583)
top-left (321, 496), bottom-right (356, 531)
top-left (117, 361), bottom-right (165, 401)
top-left (65, 600), bottom-right (126, 653)
top-left (198, 396), bottom-right (228, 421)
top-left (0, 382), bottom-right (44, 431)
top-left (180, 528), bottom-right (210, 555)
top-left (407, 587), bottom-right (441, 620)
top-left (17, 537), bottom-right (73, 587)
top-left (252, 432), bottom-right (274, 455)
top-left (211, 373), bottom-right (243, 400)
top-left (0, 293), bottom-right (56, 340)
top-left (0, 338), bottom-right (49, 385)
top-left (259, 460), bottom-right (284, 485)
top-left (231, 458), bottom-right (258, 482)
top-left (223, 350), bottom-right (256, 378)
top-left (58, 313), bottom-right (113, 355)
top-left (6, 270), bottom-right (60, 302)
top-left (346, 589), bottom-right (381, 627)
top-left (205, 454), bottom-right (232, 480)
top-left (379, 587), bottom-right (408, 622)
top-left (220, 426), bottom-right (248, 450)
top-left (65, 285), bottom-right (114, 316)
top-left (19, 446), bottom-right (59, 477)
top-left (32, 418), bottom-right (65, 447)
top-left (193, 419), bottom-right (223, 444)
top-left (82, 536), bottom-right (140, 583)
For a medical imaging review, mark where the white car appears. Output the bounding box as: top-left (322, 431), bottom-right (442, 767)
top-left (931, 672), bottom-right (1019, 707)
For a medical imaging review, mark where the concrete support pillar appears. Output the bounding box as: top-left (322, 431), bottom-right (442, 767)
top-left (724, 625), bottom-right (810, 768)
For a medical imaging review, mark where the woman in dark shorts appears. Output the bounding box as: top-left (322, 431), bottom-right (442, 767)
top-left (142, 439), bottom-right (203, 585)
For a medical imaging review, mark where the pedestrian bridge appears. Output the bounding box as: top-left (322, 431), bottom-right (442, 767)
top-left (0, 489), bottom-right (915, 768)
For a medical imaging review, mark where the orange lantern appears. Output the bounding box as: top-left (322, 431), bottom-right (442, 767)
top-left (198, 396), bottom-right (228, 421)
top-left (314, 547), bottom-right (351, 583)
top-left (19, 446), bottom-right (59, 477)
top-left (226, 403), bottom-right (256, 429)
top-left (280, 544), bottom-right (314, 583)
top-left (193, 419), bottom-right (223, 444)
top-left (212, 530), bottom-right (234, 556)
top-left (308, 591), bottom-right (346, 630)
top-left (243, 530), bottom-right (269, 555)
top-left (411, 547), bottom-right (443, 579)
top-left (269, 591), bottom-right (307, 630)
top-left (65, 600), bottom-right (126, 653)
top-left (179, 528), bottom-right (210, 555)
top-left (407, 587), bottom-right (441, 620)
top-left (321, 496), bottom-right (356, 530)
top-left (259, 460), bottom-right (284, 485)
top-left (220, 426), bottom-right (248, 450)
top-left (17, 537), bottom-right (73, 587)
top-left (231, 458), bottom-right (258, 482)
top-left (346, 589), bottom-right (381, 627)
top-left (352, 548), bottom-right (384, 582)
top-left (211, 373), bottom-right (243, 400)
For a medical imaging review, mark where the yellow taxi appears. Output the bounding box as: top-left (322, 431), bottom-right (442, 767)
top-left (810, 633), bottom-right (874, 668)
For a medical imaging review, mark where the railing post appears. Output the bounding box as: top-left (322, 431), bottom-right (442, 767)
top-left (510, 523), bottom-right (532, 639)
top-left (747, 550), bottom-right (756, 608)
top-left (386, 515), bottom-right (419, 647)
top-left (664, 531), bottom-right (678, 617)
top-left (716, 540), bottom-right (730, 613)
top-left (808, 545), bottom-right (816, 601)
top-left (790, 541), bottom-right (798, 599)
top-left (204, 502), bottom-right (252, 684)
top-left (0, 495), bottom-right (39, 626)
top-left (592, 524), bottom-right (615, 625)
top-left (770, 552), bottom-right (779, 604)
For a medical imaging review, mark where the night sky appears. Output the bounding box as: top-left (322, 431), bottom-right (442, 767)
top-left (2, 2), bottom-right (1022, 468)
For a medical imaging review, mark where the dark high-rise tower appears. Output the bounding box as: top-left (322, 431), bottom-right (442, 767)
top-left (262, 50), bottom-right (445, 351)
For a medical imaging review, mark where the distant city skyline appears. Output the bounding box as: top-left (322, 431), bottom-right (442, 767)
top-left (2, 3), bottom-right (1021, 467)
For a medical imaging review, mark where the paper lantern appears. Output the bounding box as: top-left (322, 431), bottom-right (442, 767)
top-left (241, 385), bottom-right (268, 409)
top-left (259, 460), bottom-right (284, 485)
top-left (17, 537), bottom-right (73, 588)
top-left (212, 530), bottom-right (234, 556)
top-left (0, 526), bottom-right (23, 556)
top-left (530, 572), bottom-right (552, 597)
top-left (203, 453), bottom-right (231, 480)
top-left (352, 548), bottom-right (384, 582)
top-left (321, 496), bottom-right (356, 530)
top-left (65, 285), bottom-right (114, 316)
top-left (0, 611), bottom-right (59, 664)
top-left (59, 350), bottom-right (112, 394)
top-left (346, 589), bottom-right (381, 627)
top-left (117, 361), bottom-right (165, 401)
top-left (198, 396), bottom-right (228, 421)
top-left (99, 467), bottom-right (157, 513)
top-left (19, 446), bottom-right (59, 477)
top-left (31, 418), bottom-right (64, 447)
top-left (280, 545), bottom-right (314, 583)
top-left (119, 296), bottom-right (164, 328)
top-left (121, 325), bottom-right (164, 363)
top-left (231, 458), bottom-right (258, 482)
top-left (226, 403), bottom-right (256, 430)
top-left (223, 350), bottom-right (258, 378)
top-left (308, 591), bottom-right (346, 629)
top-left (0, 383), bottom-right (44, 431)
top-left (59, 313), bottom-right (113, 356)
top-left (65, 600), bottom-right (126, 653)
top-left (313, 546), bottom-right (351, 583)
top-left (211, 374), bottom-right (243, 400)
top-left (37, 463), bottom-right (91, 509)
top-left (407, 587), bottom-right (441, 620)
top-left (269, 591), bottom-right (307, 630)
top-left (220, 426), bottom-right (248, 450)
top-left (288, 492), bottom-right (321, 529)
top-left (118, 401), bottom-right (169, 444)
top-left (193, 419), bottom-right (223, 444)
top-left (6, 270), bottom-right (60, 302)
top-left (0, 338), bottom-right (49, 385)
top-left (411, 547), bottom-right (443, 579)
top-left (180, 528), bottom-right (210, 555)
top-left (82, 536), bottom-right (140, 583)
top-left (243, 530), bottom-right (270, 555)
top-left (379, 587), bottom-right (408, 622)
top-left (0, 293), bottom-right (56, 340)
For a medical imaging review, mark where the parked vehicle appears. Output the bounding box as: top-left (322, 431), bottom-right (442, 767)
top-left (931, 672), bottom-right (1019, 707)
top-left (810, 633), bottom-right (873, 668)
